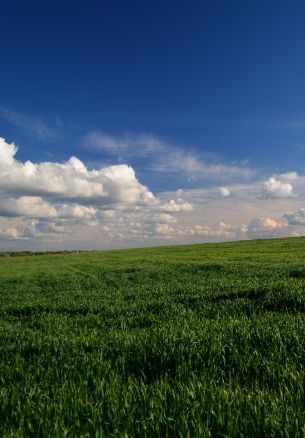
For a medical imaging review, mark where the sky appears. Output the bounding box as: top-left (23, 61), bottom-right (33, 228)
top-left (1, 0), bottom-right (305, 250)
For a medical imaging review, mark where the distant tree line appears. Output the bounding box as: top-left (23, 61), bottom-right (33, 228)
top-left (0, 250), bottom-right (88, 257)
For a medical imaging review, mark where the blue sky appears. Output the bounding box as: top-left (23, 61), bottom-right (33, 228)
top-left (1, 0), bottom-right (305, 249)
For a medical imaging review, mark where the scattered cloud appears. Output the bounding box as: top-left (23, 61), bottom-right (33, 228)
top-left (85, 131), bottom-right (254, 182)
top-left (0, 137), bottom-right (192, 247)
top-left (0, 137), bottom-right (156, 204)
top-left (247, 217), bottom-right (285, 238)
top-left (159, 199), bottom-right (193, 212)
top-left (1, 135), bottom-right (305, 249)
top-left (279, 172), bottom-right (299, 182)
top-left (262, 176), bottom-right (294, 199)
top-left (0, 227), bottom-right (23, 240)
top-left (154, 223), bottom-right (176, 235)
top-left (0, 196), bottom-right (57, 218)
top-left (153, 217), bottom-right (292, 242)
top-left (0, 107), bottom-right (59, 140)
top-left (85, 131), bottom-right (165, 157)
top-left (219, 187), bottom-right (231, 197)
top-left (284, 209), bottom-right (305, 225)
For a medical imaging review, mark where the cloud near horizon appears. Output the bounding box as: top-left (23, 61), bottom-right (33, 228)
top-left (0, 137), bottom-right (193, 248)
top-left (1, 136), bottom-right (305, 250)
top-left (262, 176), bottom-right (294, 199)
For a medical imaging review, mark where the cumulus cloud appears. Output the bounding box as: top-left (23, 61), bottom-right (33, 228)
top-left (155, 223), bottom-right (176, 235)
top-left (247, 217), bottom-right (288, 238)
top-left (0, 137), bottom-right (193, 246)
top-left (0, 227), bottom-right (23, 240)
top-left (248, 217), bottom-right (283, 232)
top-left (263, 176), bottom-right (294, 199)
top-left (2, 136), bottom-right (305, 249)
top-left (159, 199), bottom-right (193, 212)
top-left (0, 137), bottom-right (156, 204)
top-left (0, 197), bottom-right (57, 218)
top-left (284, 209), bottom-right (305, 225)
top-left (154, 221), bottom-right (247, 240)
top-left (153, 216), bottom-right (295, 242)
top-left (193, 222), bottom-right (247, 238)
top-left (57, 204), bottom-right (98, 220)
top-left (219, 187), bottom-right (231, 197)
top-left (279, 171), bottom-right (299, 182)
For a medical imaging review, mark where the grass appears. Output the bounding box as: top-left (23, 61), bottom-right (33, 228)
top-left (1, 237), bottom-right (305, 436)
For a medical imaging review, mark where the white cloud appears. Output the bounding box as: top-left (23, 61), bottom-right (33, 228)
top-left (263, 176), bottom-right (294, 199)
top-left (219, 187), bottom-right (231, 197)
top-left (284, 209), bottom-right (305, 225)
top-left (193, 222), bottom-right (247, 238)
top-left (2, 135), bottom-right (305, 249)
top-left (159, 199), bottom-right (193, 212)
top-left (153, 215), bottom-right (294, 242)
top-left (155, 177), bottom-right (305, 241)
top-left (0, 227), bottom-right (23, 240)
top-left (0, 137), bottom-right (194, 247)
top-left (155, 223), bottom-right (176, 235)
top-left (0, 107), bottom-right (58, 140)
top-left (247, 217), bottom-right (290, 239)
top-left (154, 149), bottom-right (253, 181)
top-left (85, 131), bottom-right (254, 182)
top-left (147, 213), bottom-right (177, 224)
top-left (57, 204), bottom-right (97, 220)
top-left (153, 221), bottom-right (247, 240)
top-left (279, 171), bottom-right (299, 182)
top-left (248, 217), bottom-right (283, 232)
top-left (85, 131), bottom-right (165, 157)
top-left (0, 197), bottom-right (57, 218)
top-left (0, 137), bottom-right (156, 204)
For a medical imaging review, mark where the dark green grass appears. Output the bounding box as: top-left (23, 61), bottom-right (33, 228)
top-left (2, 237), bottom-right (305, 436)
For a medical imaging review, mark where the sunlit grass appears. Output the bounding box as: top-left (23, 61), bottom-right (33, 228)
top-left (1, 237), bottom-right (305, 436)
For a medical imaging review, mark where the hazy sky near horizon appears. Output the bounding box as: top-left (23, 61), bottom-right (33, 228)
top-left (1, 0), bottom-right (305, 250)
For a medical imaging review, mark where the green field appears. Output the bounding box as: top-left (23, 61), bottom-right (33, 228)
top-left (2, 237), bottom-right (305, 436)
